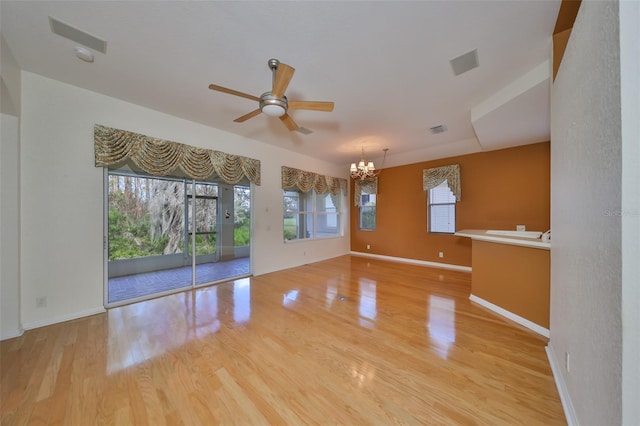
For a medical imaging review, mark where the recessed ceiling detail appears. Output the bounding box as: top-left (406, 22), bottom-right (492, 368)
top-left (471, 61), bottom-right (550, 150)
top-left (450, 49), bottom-right (479, 76)
top-left (49, 16), bottom-right (107, 54)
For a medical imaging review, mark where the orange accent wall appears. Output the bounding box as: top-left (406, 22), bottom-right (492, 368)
top-left (553, 0), bottom-right (582, 80)
top-left (350, 141), bottom-right (550, 267)
top-left (553, 28), bottom-right (573, 80)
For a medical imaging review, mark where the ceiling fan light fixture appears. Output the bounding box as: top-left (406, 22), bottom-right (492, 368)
top-left (262, 104), bottom-right (286, 117)
top-left (260, 94), bottom-right (287, 117)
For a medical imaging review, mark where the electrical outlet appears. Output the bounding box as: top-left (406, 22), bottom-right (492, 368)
top-left (516, 225), bottom-right (526, 231)
top-left (366, 244), bottom-right (371, 250)
top-left (565, 352), bottom-right (571, 373)
top-left (438, 252), bottom-right (444, 258)
top-left (36, 297), bottom-right (47, 308)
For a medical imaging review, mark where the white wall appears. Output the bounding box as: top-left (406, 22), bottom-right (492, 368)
top-left (1, 33), bottom-right (21, 116)
top-left (20, 71), bottom-right (350, 329)
top-left (1, 32), bottom-right (22, 340)
top-left (550, 1), bottom-right (624, 424)
top-left (1, 114), bottom-right (21, 339)
top-left (620, 1), bottom-right (640, 424)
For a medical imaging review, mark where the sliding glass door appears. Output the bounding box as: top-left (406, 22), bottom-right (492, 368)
top-left (189, 182), bottom-right (219, 286)
top-left (104, 170), bottom-right (251, 306)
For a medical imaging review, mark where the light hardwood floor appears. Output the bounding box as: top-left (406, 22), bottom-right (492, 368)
top-left (1, 255), bottom-right (565, 425)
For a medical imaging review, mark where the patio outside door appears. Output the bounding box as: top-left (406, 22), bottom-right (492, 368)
top-left (105, 170), bottom-right (251, 307)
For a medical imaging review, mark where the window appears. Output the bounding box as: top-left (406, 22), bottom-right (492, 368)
top-left (316, 192), bottom-right (339, 237)
top-left (428, 180), bottom-right (456, 233)
top-left (283, 190), bottom-right (341, 240)
top-left (355, 178), bottom-right (377, 231)
top-left (359, 193), bottom-right (376, 230)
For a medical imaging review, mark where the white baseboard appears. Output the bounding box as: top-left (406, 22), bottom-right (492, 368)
top-left (350, 251), bottom-right (472, 273)
top-left (1, 328), bottom-right (24, 341)
top-left (22, 306), bottom-right (106, 331)
top-left (546, 344), bottom-right (578, 426)
top-left (469, 294), bottom-right (549, 338)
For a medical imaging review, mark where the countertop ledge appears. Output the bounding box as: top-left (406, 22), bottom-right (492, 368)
top-left (455, 229), bottom-right (551, 250)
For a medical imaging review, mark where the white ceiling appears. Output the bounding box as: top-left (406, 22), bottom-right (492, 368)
top-left (0, 1), bottom-right (559, 168)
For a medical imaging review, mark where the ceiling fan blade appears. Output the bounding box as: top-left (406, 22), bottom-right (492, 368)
top-left (288, 101), bottom-right (335, 112)
top-left (208, 84), bottom-right (261, 102)
top-left (234, 109), bottom-right (262, 123)
top-left (272, 63), bottom-right (295, 99)
top-left (279, 113), bottom-right (299, 131)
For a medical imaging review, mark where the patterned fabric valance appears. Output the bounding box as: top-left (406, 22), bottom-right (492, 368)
top-left (281, 166), bottom-right (347, 196)
top-left (423, 164), bottom-right (461, 201)
top-left (354, 177), bottom-right (378, 207)
top-left (94, 124), bottom-right (261, 185)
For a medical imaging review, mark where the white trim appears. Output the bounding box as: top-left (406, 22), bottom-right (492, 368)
top-left (546, 344), bottom-right (578, 426)
top-left (103, 167), bottom-right (109, 309)
top-left (22, 306), bottom-right (106, 331)
top-left (350, 251), bottom-right (472, 272)
top-left (455, 229), bottom-right (550, 250)
top-left (469, 294), bottom-right (549, 337)
top-left (1, 328), bottom-right (24, 341)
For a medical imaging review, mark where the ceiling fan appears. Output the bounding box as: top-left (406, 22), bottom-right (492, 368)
top-left (208, 58), bottom-right (334, 132)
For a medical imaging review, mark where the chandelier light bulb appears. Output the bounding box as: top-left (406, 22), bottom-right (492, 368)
top-left (350, 148), bottom-right (388, 180)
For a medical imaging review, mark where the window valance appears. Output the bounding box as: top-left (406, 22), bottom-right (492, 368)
top-left (281, 166), bottom-right (347, 196)
top-left (354, 177), bottom-right (377, 207)
top-left (423, 164), bottom-right (461, 201)
top-left (94, 124), bottom-right (261, 185)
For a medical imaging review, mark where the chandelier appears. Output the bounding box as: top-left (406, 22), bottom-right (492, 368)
top-left (350, 148), bottom-right (388, 180)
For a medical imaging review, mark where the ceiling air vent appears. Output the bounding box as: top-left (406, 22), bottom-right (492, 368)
top-left (296, 127), bottom-right (313, 135)
top-left (49, 16), bottom-right (108, 54)
top-left (429, 124), bottom-right (448, 134)
top-left (450, 49), bottom-right (478, 76)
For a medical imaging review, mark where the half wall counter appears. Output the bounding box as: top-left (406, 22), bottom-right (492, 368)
top-left (455, 229), bottom-right (550, 337)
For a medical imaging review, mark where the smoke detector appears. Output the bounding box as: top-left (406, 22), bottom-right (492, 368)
top-left (74, 46), bottom-right (94, 63)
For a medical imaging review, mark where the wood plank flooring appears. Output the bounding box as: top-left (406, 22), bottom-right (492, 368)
top-left (1, 255), bottom-right (566, 425)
